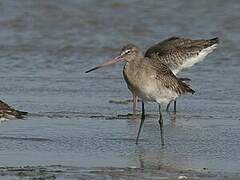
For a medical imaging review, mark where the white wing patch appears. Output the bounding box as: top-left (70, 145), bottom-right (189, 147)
top-left (179, 44), bottom-right (218, 72)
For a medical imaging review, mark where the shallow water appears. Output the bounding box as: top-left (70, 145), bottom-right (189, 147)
top-left (0, 0), bottom-right (240, 179)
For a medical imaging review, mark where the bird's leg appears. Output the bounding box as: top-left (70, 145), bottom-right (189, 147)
top-left (166, 100), bottom-right (173, 112)
top-left (166, 100), bottom-right (177, 113)
top-left (136, 100), bottom-right (145, 144)
top-left (132, 94), bottom-right (138, 115)
top-left (158, 104), bottom-right (164, 146)
top-left (174, 100), bottom-right (177, 113)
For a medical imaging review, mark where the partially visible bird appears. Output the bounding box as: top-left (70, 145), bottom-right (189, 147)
top-left (131, 37), bottom-right (219, 114)
top-left (0, 100), bottom-right (28, 120)
top-left (85, 44), bottom-right (195, 145)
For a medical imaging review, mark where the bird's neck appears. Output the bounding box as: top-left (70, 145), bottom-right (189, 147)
top-left (123, 56), bottom-right (144, 96)
top-left (123, 56), bottom-right (143, 82)
top-left (124, 56), bottom-right (141, 73)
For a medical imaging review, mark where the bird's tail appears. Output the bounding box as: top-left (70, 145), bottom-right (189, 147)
top-left (10, 110), bottom-right (28, 119)
top-left (178, 79), bottom-right (195, 95)
top-left (185, 84), bottom-right (195, 94)
top-left (203, 37), bottom-right (219, 48)
top-left (193, 37), bottom-right (219, 48)
top-left (16, 110), bottom-right (28, 116)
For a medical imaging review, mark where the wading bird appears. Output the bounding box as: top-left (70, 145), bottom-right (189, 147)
top-left (131, 37), bottom-right (219, 114)
top-left (0, 100), bottom-right (27, 120)
top-left (85, 44), bottom-right (195, 145)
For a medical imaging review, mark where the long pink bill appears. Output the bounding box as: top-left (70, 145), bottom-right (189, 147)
top-left (85, 55), bottom-right (124, 73)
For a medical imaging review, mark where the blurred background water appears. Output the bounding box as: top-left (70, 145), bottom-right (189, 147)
top-left (0, 0), bottom-right (239, 179)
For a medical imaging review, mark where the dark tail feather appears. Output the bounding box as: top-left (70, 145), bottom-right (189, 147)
top-left (4, 110), bottom-right (27, 119)
top-left (208, 37), bottom-right (219, 46)
top-left (185, 85), bottom-right (195, 94)
top-left (178, 79), bottom-right (195, 95)
top-left (15, 110), bottom-right (28, 119)
top-left (16, 110), bottom-right (28, 115)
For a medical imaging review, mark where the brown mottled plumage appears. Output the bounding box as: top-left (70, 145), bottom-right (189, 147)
top-left (130, 37), bottom-right (219, 114)
top-left (122, 44), bottom-right (194, 105)
top-left (145, 36), bottom-right (219, 74)
top-left (0, 100), bottom-right (27, 119)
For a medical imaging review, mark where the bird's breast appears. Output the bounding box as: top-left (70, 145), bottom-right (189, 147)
top-left (123, 64), bottom-right (158, 101)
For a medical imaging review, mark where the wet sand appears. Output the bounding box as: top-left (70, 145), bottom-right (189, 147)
top-left (0, 0), bottom-right (240, 179)
top-left (0, 165), bottom-right (238, 179)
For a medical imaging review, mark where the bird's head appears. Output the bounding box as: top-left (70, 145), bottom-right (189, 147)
top-left (85, 44), bottom-right (141, 73)
top-left (119, 44), bottom-right (141, 62)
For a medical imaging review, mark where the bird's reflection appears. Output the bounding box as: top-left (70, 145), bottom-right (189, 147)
top-left (169, 112), bottom-right (177, 127)
top-left (133, 145), bottom-right (195, 174)
top-left (134, 146), bottom-right (179, 171)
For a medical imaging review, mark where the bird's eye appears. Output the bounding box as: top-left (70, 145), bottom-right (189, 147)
top-left (125, 50), bottom-right (131, 54)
